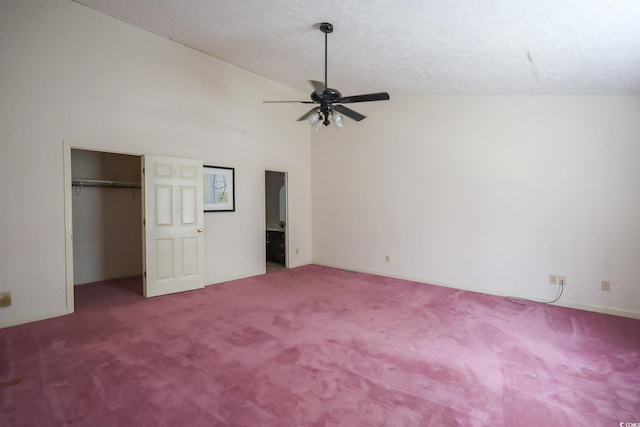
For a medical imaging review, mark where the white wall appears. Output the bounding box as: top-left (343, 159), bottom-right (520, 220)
top-left (0, 0), bottom-right (312, 327)
top-left (312, 95), bottom-right (640, 318)
top-left (72, 186), bottom-right (143, 284)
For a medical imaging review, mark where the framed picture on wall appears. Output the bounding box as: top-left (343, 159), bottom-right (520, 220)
top-left (203, 165), bottom-right (235, 212)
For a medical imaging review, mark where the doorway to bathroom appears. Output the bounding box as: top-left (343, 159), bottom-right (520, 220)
top-left (265, 171), bottom-right (287, 272)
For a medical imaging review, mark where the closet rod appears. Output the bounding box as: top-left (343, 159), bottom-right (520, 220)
top-left (72, 179), bottom-right (141, 189)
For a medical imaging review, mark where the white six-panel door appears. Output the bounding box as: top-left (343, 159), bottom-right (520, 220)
top-left (143, 155), bottom-right (204, 297)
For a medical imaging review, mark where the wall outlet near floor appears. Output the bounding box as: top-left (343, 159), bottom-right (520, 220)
top-left (549, 274), bottom-right (558, 285)
top-left (385, 255), bottom-right (390, 263)
top-left (601, 281), bottom-right (611, 291)
top-left (0, 291), bottom-right (11, 308)
top-left (558, 276), bottom-right (566, 286)
top-left (295, 248), bottom-right (299, 255)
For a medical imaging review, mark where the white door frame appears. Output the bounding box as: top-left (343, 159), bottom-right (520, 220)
top-left (62, 141), bottom-right (143, 313)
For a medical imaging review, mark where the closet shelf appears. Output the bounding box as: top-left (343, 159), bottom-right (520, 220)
top-left (72, 179), bottom-right (141, 189)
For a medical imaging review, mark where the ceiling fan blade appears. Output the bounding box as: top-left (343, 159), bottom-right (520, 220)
top-left (309, 80), bottom-right (325, 95)
top-left (337, 92), bottom-right (390, 104)
top-left (296, 108), bottom-right (319, 121)
top-left (263, 100), bottom-right (316, 104)
top-left (333, 104), bottom-right (366, 122)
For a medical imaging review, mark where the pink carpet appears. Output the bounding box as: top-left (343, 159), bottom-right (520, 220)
top-left (1, 265), bottom-right (639, 426)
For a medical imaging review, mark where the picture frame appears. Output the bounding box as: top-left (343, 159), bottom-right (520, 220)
top-left (203, 165), bottom-right (235, 212)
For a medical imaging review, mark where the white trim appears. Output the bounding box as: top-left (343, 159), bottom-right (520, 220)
top-left (63, 141), bottom-right (74, 314)
top-left (312, 262), bottom-right (640, 320)
top-left (284, 171), bottom-right (289, 268)
top-left (205, 270), bottom-right (265, 286)
top-left (550, 300), bottom-right (640, 320)
top-left (0, 309), bottom-right (72, 329)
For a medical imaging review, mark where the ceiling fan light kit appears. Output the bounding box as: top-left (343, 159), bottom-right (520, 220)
top-left (263, 22), bottom-right (390, 128)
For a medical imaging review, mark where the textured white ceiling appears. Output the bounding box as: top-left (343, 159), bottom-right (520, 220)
top-left (74, 0), bottom-right (640, 95)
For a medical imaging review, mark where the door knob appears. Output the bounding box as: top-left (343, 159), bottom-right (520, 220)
top-left (197, 228), bottom-right (203, 233)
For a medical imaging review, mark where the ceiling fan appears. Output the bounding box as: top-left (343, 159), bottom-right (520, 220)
top-left (263, 22), bottom-right (390, 128)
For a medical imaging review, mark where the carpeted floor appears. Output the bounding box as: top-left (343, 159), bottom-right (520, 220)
top-left (1, 265), bottom-right (639, 426)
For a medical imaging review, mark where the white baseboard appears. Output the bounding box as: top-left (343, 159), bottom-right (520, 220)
top-left (205, 269), bottom-right (266, 287)
top-left (0, 308), bottom-right (73, 329)
top-left (312, 261), bottom-right (640, 320)
top-left (550, 300), bottom-right (640, 319)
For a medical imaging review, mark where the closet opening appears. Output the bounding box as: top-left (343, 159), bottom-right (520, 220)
top-left (70, 148), bottom-right (143, 297)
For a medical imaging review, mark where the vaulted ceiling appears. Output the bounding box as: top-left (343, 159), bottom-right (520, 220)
top-left (74, 0), bottom-right (640, 95)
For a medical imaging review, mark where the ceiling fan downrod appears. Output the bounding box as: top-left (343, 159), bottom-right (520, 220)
top-left (319, 22), bottom-right (333, 90)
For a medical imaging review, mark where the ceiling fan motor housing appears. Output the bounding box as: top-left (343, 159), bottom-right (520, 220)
top-left (310, 88), bottom-right (342, 103)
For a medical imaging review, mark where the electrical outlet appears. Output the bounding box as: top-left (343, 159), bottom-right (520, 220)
top-left (0, 291), bottom-right (11, 308)
top-left (385, 255), bottom-right (390, 263)
top-left (549, 274), bottom-right (558, 285)
top-left (601, 281), bottom-right (611, 291)
top-left (295, 248), bottom-right (299, 255)
top-left (558, 276), bottom-right (566, 286)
